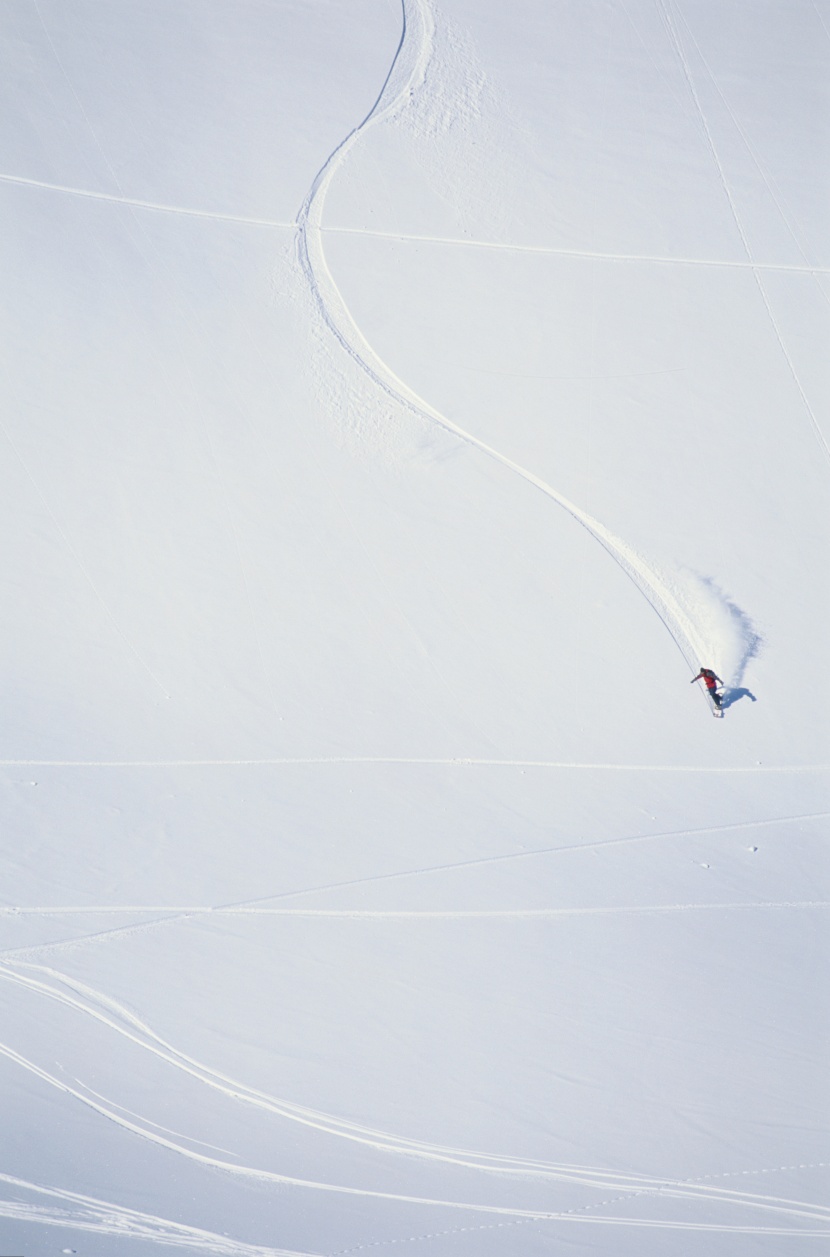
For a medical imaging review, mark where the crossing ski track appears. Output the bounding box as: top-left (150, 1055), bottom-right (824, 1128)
top-left (1, 901), bottom-right (826, 967)
top-left (1, 962), bottom-right (828, 1239)
top-left (2, 807), bottom-right (824, 962)
top-left (4, 171), bottom-right (827, 277)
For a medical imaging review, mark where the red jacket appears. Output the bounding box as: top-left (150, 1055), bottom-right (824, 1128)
top-left (692, 669), bottom-right (723, 691)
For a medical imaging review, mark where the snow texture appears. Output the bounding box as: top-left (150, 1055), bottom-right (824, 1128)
top-left (0, 0), bottom-right (828, 1254)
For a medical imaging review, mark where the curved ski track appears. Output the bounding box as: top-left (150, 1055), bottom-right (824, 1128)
top-left (1, 961), bottom-right (828, 1239)
top-left (297, 0), bottom-right (736, 684)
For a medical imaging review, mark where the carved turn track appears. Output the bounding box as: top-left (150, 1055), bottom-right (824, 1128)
top-left (297, 0), bottom-right (731, 682)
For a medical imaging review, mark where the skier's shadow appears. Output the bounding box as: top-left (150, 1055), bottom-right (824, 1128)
top-left (721, 687), bottom-right (757, 710)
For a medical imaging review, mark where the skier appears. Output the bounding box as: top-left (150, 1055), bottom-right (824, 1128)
top-left (691, 667), bottom-right (725, 708)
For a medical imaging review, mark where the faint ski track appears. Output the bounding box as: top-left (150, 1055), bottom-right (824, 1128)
top-left (322, 225), bottom-right (830, 274)
top-left (234, 809), bottom-right (829, 905)
top-left (813, 0), bottom-right (830, 44)
top-left (0, 964), bottom-right (828, 1236)
top-left (658, 0), bottom-right (830, 465)
top-left (3, 757), bottom-right (828, 770)
top-left (671, 7), bottom-right (828, 291)
top-left (2, 902), bottom-right (827, 921)
top-left (0, 171), bottom-right (297, 227)
top-left (453, 363), bottom-right (690, 381)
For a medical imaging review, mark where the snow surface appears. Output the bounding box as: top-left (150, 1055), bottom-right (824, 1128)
top-left (1, 0), bottom-right (829, 1253)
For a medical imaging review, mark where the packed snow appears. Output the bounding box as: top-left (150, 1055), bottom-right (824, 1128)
top-left (1, 1), bottom-right (828, 1254)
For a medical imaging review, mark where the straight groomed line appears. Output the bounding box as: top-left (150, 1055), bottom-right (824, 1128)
top-left (3, 173), bottom-right (826, 274)
top-left (323, 225), bottom-right (830, 274)
top-left (0, 758), bottom-right (826, 772)
top-left (1, 902), bottom-right (828, 918)
top-left (0, 173), bottom-right (295, 228)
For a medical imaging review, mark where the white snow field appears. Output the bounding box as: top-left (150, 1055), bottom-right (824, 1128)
top-left (1, 0), bottom-right (829, 1253)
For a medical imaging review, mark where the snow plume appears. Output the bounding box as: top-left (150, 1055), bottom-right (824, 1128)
top-left (673, 570), bottom-right (762, 686)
